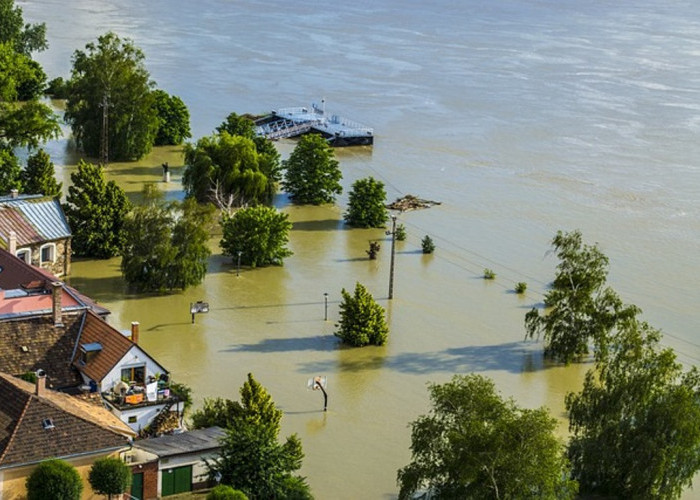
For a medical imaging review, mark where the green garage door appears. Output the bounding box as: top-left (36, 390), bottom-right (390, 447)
top-left (131, 472), bottom-right (143, 500)
top-left (161, 465), bottom-right (192, 496)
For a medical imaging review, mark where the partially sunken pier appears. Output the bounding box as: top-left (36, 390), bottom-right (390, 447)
top-left (255, 101), bottom-right (373, 146)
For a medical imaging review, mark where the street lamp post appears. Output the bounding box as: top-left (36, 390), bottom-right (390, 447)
top-left (387, 215), bottom-right (397, 299)
top-left (236, 251), bottom-right (242, 277)
top-left (324, 292), bottom-right (329, 321)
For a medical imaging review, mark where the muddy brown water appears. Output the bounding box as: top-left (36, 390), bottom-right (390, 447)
top-left (19, 0), bottom-right (700, 497)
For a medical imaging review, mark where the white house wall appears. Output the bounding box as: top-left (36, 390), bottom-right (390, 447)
top-left (102, 345), bottom-right (166, 392)
top-left (157, 450), bottom-right (221, 496)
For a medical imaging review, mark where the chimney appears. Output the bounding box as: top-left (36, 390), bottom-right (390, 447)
top-left (131, 321), bottom-right (140, 344)
top-left (51, 281), bottom-right (63, 327)
top-left (8, 231), bottom-right (16, 255)
top-left (35, 369), bottom-right (46, 397)
top-left (10, 189), bottom-right (18, 199)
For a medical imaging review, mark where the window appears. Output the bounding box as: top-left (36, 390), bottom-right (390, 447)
top-left (42, 418), bottom-right (55, 430)
top-left (40, 244), bottom-right (55, 264)
top-left (128, 415), bottom-right (137, 424)
top-left (121, 365), bottom-right (146, 385)
top-left (16, 249), bottom-right (30, 264)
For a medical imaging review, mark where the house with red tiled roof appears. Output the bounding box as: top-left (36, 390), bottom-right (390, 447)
top-left (0, 192), bottom-right (72, 277)
top-left (0, 248), bottom-right (181, 434)
top-left (0, 371), bottom-right (135, 500)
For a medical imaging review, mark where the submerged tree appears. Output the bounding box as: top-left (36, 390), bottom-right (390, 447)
top-left (282, 133), bottom-right (342, 205)
top-left (344, 176), bottom-right (388, 228)
top-left (398, 374), bottom-right (577, 500)
top-left (0, 0), bottom-right (48, 56)
top-left (335, 282), bottom-right (388, 347)
top-left (220, 205), bottom-right (293, 268)
top-left (525, 230), bottom-right (639, 363)
top-left (63, 160), bottom-right (131, 258)
top-left (121, 192), bottom-right (214, 292)
top-left (566, 319), bottom-right (700, 499)
top-left (183, 132), bottom-right (277, 207)
top-left (66, 32), bottom-right (158, 161)
top-left (152, 89), bottom-right (191, 146)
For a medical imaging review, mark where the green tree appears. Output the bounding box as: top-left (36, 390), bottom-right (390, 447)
top-left (183, 132), bottom-right (277, 206)
top-left (65, 32), bottom-right (158, 161)
top-left (220, 205), bottom-right (292, 268)
top-left (344, 176), bottom-right (387, 228)
top-left (335, 282), bottom-right (389, 347)
top-left (0, 42), bottom-right (59, 148)
top-left (63, 160), bottom-right (131, 258)
top-left (398, 374), bottom-right (577, 500)
top-left (26, 459), bottom-right (83, 500)
top-left (152, 89), bottom-right (191, 146)
top-left (0, 146), bottom-right (21, 193)
top-left (121, 193), bottom-right (214, 292)
top-left (88, 457), bottom-right (132, 500)
top-left (525, 230), bottom-right (639, 364)
top-left (21, 148), bottom-right (62, 197)
top-left (0, 0), bottom-right (48, 55)
top-left (566, 319), bottom-right (700, 499)
top-left (215, 112), bottom-right (282, 203)
top-left (191, 373), bottom-right (283, 434)
top-left (206, 374), bottom-right (312, 499)
top-left (207, 485), bottom-right (249, 500)
top-left (282, 133), bottom-right (342, 205)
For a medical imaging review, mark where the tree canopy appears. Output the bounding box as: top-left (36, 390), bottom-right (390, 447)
top-left (121, 193), bottom-right (214, 292)
top-left (335, 282), bottom-right (389, 347)
top-left (0, 0), bottom-right (47, 56)
top-left (344, 176), bottom-right (388, 228)
top-left (183, 132), bottom-right (279, 207)
top-left (0, 42), bottom-right (59, 149)
top-left (26, 459), bottom-right (83, 500)
top-left (63, 160), bottom-right (131, 258)
top-left (525, 230), bottom-right (639, 363)
top-left (220, 205), bottom-right (293, 268)
top-left (205, 374), bottom-right (312, 499)
top-left (398, 374), bottom-right (577, 500)
top-left (65, 32), bottom-right (158, 161)
top-left (152, 89), bottom-right (191, 146)
top-left (88, 457), bottom-right (132, 500)
top-left (566, 319), bottom-right (700, 499)
top-left (282, 133), bottom-right (342, 205)
top-left (21, 148), bottom-right (62, 197)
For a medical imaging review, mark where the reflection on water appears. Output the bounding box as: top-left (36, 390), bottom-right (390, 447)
top-left (21, 0), bottom-right (700, 497)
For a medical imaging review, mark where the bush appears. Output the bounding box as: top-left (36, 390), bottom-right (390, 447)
top-left (88, 457), bottom-right (132, 499)
top-left (483, 268), bottom-right (496, 280)
top-left (26, 459), bottom-right (83, 500)
top-left (421, 235), bottom-right (435, 254)
top-left (207, 485), bottom-right (249, 500)
top-left (395, 223), bottom-right (407, 241)
top-left (515, 282), bottom-right (527, 294)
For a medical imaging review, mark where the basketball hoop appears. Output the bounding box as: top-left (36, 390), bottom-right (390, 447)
top-left (306, 375), bottom-right (328, 411)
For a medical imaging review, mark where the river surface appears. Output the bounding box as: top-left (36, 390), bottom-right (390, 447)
top-left (18, 1), bottom-right (700, 498)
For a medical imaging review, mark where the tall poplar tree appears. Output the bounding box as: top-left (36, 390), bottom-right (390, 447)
top-left (21, 148), bottom-right (62, 197)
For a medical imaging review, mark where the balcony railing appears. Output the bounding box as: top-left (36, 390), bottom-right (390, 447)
top-left (102, 383), bottom-right (178, 411)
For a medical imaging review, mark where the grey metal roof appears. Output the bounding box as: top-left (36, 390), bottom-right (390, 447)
top-left (133, 427), bottom-right (226, 458)
top-left (0, 196), bottom-right (71, 241)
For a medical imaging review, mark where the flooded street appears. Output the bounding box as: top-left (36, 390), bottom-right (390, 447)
top-left (19, 0), bottom-right (700, 497)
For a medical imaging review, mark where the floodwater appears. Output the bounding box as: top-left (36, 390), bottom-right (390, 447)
top-left (18, 0), bottom-right (700, 498)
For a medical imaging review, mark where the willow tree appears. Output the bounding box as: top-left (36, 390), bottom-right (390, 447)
top-left (183, 132), bottom-right (277, 207)
top-left (525, 230), bottom-right (639, 363)
top-left (398, 374), bottom-right (577, 500)
top-left (566, 320), bottom-right (700, 499)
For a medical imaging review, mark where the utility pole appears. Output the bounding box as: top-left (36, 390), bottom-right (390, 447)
top-left (100, 93), bottom-right (109, 166)
top-left (387, 214), bottom-right (397, 299)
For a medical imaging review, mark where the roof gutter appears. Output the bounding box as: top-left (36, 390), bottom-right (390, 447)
top-left (0, 443), bottom-right (132, 471)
